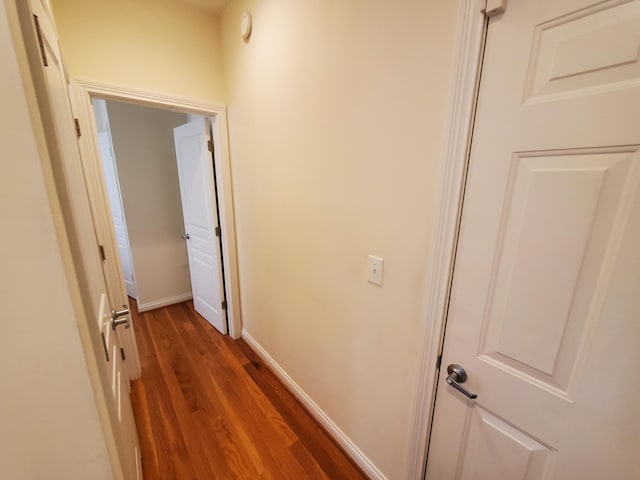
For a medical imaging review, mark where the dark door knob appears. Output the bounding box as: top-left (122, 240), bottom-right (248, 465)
top-left (446, 363), bottom-right (478, 399)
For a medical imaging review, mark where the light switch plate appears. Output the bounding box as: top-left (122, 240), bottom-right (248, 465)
top-left (367, 255), bottom-right (384, 286)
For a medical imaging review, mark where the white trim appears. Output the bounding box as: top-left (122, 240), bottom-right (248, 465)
top-left (209, 112), bottom-right (242, 340)
top-left (69, 79), bottom-right (243, 348)
top-left (241, 329), bottom-right (387, 480)
top-left (406, 1), bottom-right (487, 478)
top-left (71, 79), bottom-right (228, 113)
top-left (137, 293), bottom-right (194, 312)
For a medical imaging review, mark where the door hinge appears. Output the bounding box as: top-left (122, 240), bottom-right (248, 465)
top-left (484, 0), bottom-right (506, 17)
top-left (74, 118), bottom-right (81, 138)
top-left (207, 139), bottom-right (214, 152)
top-left (99, 244), bottom-right (106, 261)
top-left (436, 354), bottom-right (443, 371)
top-left (215, 226), bottom-right (221, 237)
top-left (120, 347), bottom-right (126, 361)
top-left (221, 300), bottom-right (227, 310)
top-left (32, 15), bottom-right (48, 67)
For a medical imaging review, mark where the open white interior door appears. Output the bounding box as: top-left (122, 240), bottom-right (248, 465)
top-left (22, 2), bottom-right (141, 478)
top-left (98, 131), bottom-right (137, 299)
top-left (427, 0), bottom-right (640, 478)
top-left (174, 119), bottom-right (227, 334)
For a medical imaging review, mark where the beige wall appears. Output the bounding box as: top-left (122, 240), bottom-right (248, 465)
top-left (221, 1), bottom-right (459, 477)
top-left (0, 2), bottom-right (111, 477)
top-left (106, 100), bottom-right (191, 309)
top-left (43, 0), bottom-right (461, 476)
top-left (50, 0), bottom-right (225, 105)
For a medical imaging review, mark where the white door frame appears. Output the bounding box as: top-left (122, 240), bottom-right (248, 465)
top-left (69, 79), bottom-right (243, 346)
top-left (407, 0), bottom-right (488, 477)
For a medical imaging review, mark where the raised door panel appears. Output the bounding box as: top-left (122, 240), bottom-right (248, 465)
top-left (458, 408), bottom-right (551, 480)
top-left (525, 1), bottom-right (640, 101)
top-left (480, 148), bottom-right (637, 395)
top-left (177, 132), bottom-right (214, 238)
top-left (191, 251), bottom-right (223, 320)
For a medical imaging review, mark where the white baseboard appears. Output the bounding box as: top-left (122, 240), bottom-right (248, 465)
top-left (137, 293), bottom-right (192, 312)
top-left (241, 329), bottom-right (387, 480)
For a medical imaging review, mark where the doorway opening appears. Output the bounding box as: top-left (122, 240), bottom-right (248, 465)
top-left (71, 80), bottom-right (243, 381)
top-left (92, 98), bottom-right (228, 336)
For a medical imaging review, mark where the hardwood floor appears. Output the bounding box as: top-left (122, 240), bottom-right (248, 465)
top-left (129, 300), bottom-right (367, 479)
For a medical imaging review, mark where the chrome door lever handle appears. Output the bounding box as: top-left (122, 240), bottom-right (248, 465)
top-left (112, 317), bottom-right (130, 330)
top-left (446, 363), bottom-right (477, 399)
top-left (111, 306), bottom-right (130, 330)
top-left (181, 233), bottom-right (190, 240)
top-left (112, 306), bottom-right (129, 319)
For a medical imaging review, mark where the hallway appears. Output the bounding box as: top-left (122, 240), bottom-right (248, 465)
top-left (130, 301), bottom-right (366, 479)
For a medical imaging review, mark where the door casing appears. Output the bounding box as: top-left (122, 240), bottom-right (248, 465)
top-left (406, 0), bottom-right (489, 477)
top-left (70, 80), bottom-right (243, 350)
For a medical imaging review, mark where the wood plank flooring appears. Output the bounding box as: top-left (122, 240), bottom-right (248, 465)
top-left (129, 300), bottom-right (367, 479)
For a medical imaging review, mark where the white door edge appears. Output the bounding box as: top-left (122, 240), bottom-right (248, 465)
top-left (69, 79), bottom-right (243, 340)
top-left (97, 130), bottom-right (138, 300)
top-left (406, 0), bottom-right (488, 478)
top-left (69, 85), bottom-right (143, 380)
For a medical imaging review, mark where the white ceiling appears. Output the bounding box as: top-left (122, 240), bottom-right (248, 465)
top-left (176, 0), bottom-right (231, 14)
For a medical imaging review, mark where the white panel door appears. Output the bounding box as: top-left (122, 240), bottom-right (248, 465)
top-left (427, 1), bottom-right (640, 478)
top-left (26, 2), bottom-right (141, 479)
top-left (98, 131), bottom-right (137, 299)
top-left (173, 119), bottom-right (227, 334)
